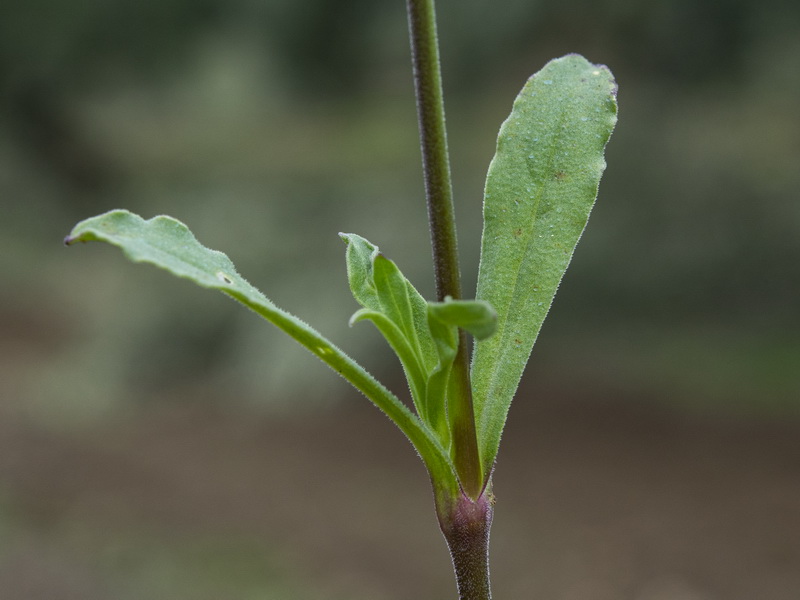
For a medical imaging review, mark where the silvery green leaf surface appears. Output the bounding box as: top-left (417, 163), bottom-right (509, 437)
top-left (66, 210), bottom-right (458, 493)
top-left (472, 54), bottom-right (618, 480)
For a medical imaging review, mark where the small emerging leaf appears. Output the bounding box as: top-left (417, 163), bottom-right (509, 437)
top-left (426, 298), bottom-right (497, 444)
top-left (341, 233), bottom-right (438, 420)
top-left (340, 234), bottom-right (497, 456)
top-left (340, 233), bottom-right (380, 308)
top-left (428, 297), bottom-right (497, 342)
top-left (472, 54), bottom-right (618, 481)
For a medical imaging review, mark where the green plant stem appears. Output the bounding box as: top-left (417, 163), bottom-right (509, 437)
top-left (405, 0), bottom-right (458, 302)
top-left (405, 0), bottom-right (482, 500)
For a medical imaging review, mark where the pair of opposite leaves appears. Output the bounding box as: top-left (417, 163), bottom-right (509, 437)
top-left (66, 54), bottom-right (617, 493)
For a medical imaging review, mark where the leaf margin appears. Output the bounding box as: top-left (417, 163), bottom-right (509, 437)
top-left (471, 54), bottom-right (618, 481)
top-left (66, 209), bottom-right (460, 496)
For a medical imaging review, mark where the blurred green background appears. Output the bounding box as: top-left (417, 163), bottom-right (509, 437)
top-left (1, 0), bottom-right (798, 598)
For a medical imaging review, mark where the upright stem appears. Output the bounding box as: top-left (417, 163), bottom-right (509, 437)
top-left (406, 3), bottom-right (491, 598)
top-left (405, 0), bottom-right (459, 303)
top-left (405, 0), bottom-right (482, 500)
top-left (436, 487), bottom-right (494, 600)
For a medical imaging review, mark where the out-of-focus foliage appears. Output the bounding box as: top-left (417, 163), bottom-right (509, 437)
top-left (1, 0), bottom-right (798, 421)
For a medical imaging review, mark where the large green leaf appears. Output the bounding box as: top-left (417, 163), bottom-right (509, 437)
top-left (66, 210), bottom-right (458, 495)
top-left (472, 54), bottom-right (618, 479)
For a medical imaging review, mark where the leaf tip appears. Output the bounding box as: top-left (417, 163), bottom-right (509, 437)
top-left (64, 229), bottom-right (95, 247)
top-left (348, 307), bottom-right (371, 328)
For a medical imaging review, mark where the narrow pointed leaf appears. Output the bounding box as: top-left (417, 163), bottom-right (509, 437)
top-left (349, 307), bottom-right (428, 409)
top-left (340, 233), bottom-right (438, 422)
top-left (423, 313), bottom-right (457, 443)
top-left (472, 54), bottom-right (618, 479)
top-left (66, 210), bottom-right (458, 493)
top-left (372, 254), bottom-right (438, 378)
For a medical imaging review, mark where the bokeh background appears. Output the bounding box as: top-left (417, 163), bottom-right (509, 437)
top-left (1, 0), bottom-right (798, 598)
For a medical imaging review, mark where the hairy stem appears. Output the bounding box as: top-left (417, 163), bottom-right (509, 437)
top-left (406, 0), bottom-right (481, 499)
top-left (437, 488), bottom-right (494, 600)
top-left (405, 0), bottom-right (459, 302)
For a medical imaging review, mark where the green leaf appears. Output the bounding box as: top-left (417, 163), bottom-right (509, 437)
top-left (66, 210), bottom-right (459, 495)
top-left (428, 297), bottom-right (497, 342)
top-left (349, 306), bottom-right (428, 408)
top-left (340, 233), bottom-right (438, 423)
top-left (423, 308), bottom-right (458, 443)
top-left (425, 298), bottom-right (497, 443)
top-left (340, 233), bottom-right (380, 309)
top-left (340, 235), bottom-right (498, 458)
top-left (472, 54), bottom-right (618, 479)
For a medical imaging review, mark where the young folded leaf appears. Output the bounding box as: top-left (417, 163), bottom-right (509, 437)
top-left (472, 54), bottom-right (618, 481)
top-left (341, 233), bottom-right (439, 422)
top-left (428, 298), bottom-right (497, 342)
top-left (426, 298), bottom-right (497, 446)
top-left (341, 233), bottom-right (497, 456)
